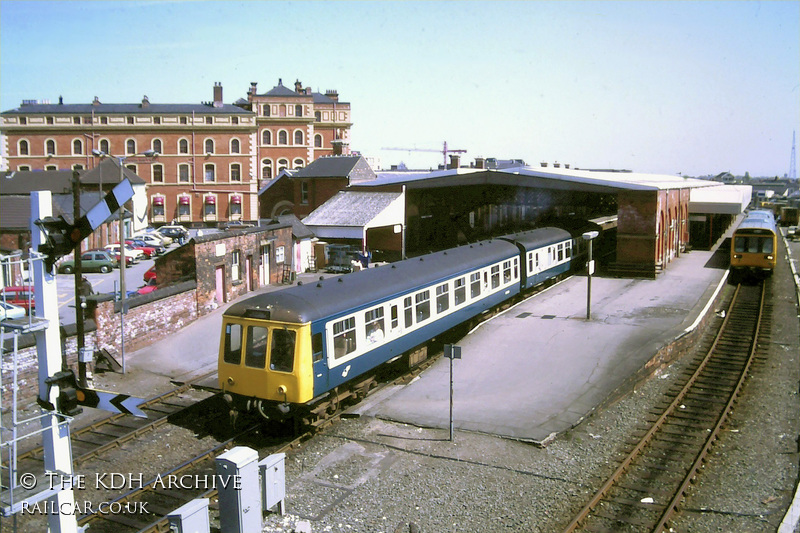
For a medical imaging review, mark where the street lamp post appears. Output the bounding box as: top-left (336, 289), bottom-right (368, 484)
top-left (91, 149), bottom-right (156, 373)
top-left (582, 231), bottom-right (599, 320)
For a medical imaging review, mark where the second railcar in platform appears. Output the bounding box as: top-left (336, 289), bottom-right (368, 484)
top-left (731, 209), bottom-right (778, 276)
top-left (219, 227), bottom-right (575, 422)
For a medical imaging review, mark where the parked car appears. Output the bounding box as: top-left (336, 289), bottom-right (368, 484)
top-left (0, 301), bottom-right (27, 321)
top-left (135, 232), bottom-right (172, 247)
top-left (105, 243), bottom-right (146, 263)
top-left (129, 237), bottom-right (165, 255)
top-left (0, 286), bottom-right (34, 315)
top-left (143, 265), bottom-right (156, 284)
top-left (157, 225), bottom-right (189, 244)
top-left (221, 220), bottom-right (255, 231)
top-left (124, 239), bottom-right (159, 258)
top-left (58, 250), bottom-right (116, 274)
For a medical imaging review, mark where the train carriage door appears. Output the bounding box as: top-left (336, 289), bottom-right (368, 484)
top-left (311, 327), bottom-right (328, 394)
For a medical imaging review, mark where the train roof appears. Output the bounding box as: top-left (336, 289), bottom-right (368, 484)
top-left (499, 227), bottom-right (572, 251)
top-left (736, 210), bottom-right (777, 233)
top-left (225, 238), bottom-right (520, 324)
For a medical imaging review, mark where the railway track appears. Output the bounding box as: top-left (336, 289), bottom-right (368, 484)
top-left (78, 347), bottom-right (445, 533)
top-left (562, 281), bottom-right (770, 533)
top-left (8, 373), bottom-right (216, 475)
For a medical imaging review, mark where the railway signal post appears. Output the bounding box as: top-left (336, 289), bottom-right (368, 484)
top-left (444, 344), bottom-right (462, 442)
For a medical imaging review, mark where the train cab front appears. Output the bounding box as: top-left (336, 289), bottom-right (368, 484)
top-left (218, 316), bottom-right (314, 422)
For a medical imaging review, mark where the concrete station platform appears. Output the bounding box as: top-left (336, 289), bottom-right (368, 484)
top-left (352, 246), bottom-right (730, 444)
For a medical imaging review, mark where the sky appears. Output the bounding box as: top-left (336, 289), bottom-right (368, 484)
top-left (1, 0), bottom-right (798, 177)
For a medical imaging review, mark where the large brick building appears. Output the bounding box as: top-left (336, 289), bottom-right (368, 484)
top-left (1, 80), bottom-right (352, 228)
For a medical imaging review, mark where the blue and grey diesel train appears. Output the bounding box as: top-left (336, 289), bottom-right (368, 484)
top-left (730, 209), bottom-right (778, 277)
top-left (219, 227), bottom-right (583, 422)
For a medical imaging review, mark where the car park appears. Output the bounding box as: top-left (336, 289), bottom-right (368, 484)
top-left (58, 250), bottom-right (116, 274)
top-left (105, 243), bottom-right (146, 263)
top-left (0, 301), bottom-right (27, 321)
top-left (0, 286), bottom-right (35, 315)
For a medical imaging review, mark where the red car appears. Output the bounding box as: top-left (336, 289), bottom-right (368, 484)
top-left (124, 240), bottom-right (157, 259)
top-left (143, 266), bottom-right (156, 284)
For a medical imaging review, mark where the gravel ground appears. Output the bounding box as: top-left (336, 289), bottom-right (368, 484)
top-left (255, 249), bottom-right (799, 533)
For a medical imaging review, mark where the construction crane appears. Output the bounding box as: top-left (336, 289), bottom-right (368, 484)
top-left (382, 141), bottom-right (467, 168)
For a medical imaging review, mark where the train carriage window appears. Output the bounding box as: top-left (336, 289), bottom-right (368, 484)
top-left (223, 323), bottom-right (243, 364)
top-left (470, 272), bottom-right (481, 298)
top-left (365, 307), bottom-right (385, 344)
top-left (436, 283), bottom-right (449, 313)
top-left (491, 265), bottom-right (500, 289)
top-left (245, 326), bottom-right (269, 368)
top-left (454, 277), bottom-right (466, 306)
top-left (416, 291), bottom-right (431, 322)
top-left (312, 332), bottom-right (324, 362)
top-left (270, 328), bottom-right (296, 372)
top-left (503, 261), bottom-right (512, 284)
top-left (404, 297), bottom-right (413, 328)
top-left (333, 317), bottom-right (357, 359)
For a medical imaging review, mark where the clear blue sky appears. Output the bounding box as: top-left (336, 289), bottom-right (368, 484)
top-left (2, 0), bottom-right (798, 177)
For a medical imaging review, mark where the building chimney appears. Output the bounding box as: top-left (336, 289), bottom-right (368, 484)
top-left (474, 157), bottom-right (486, 169)
top-left (448, 154), bottom-right (461, 169)
top-left (213, 82), bottom-right (223, 108)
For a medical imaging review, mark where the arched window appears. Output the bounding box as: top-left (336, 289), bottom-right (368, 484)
top-left (45, 139), bottom-right (56, 156)
top-left (230, 138), bottom-right (240, 154)
top-left (204, 163), bottom-right (215, 182)
top-left (204, 139), bottom-right (214, 154)
top-left (126, 139), bottom-right (136, 155)
top-left (72, 139), bottom-right (83, 155)
top-left (294, 130), bottom-right (304, 145)
top-left (314, 134), bottom-right (322, 148)
top-left (230, 163), bottom-right (241, 182)
top-left (99, 139), bottom-right (110, 154)
top-left (293, 158), bottom-right (305, 169)
top-left (261, 159), bottom-right (272, 180)
top-left (179, 138), bottom-right (189, 154)
top-left (295, 104), bottom-right (303, 117)
top-left (262, 130), bottom-right (271, 145)
top-left (278, 131), bottom-right (288, 145)
top-left (18, 140), bottom-right (29, 156)
top-left (152, 138), bottom-right (162, 154)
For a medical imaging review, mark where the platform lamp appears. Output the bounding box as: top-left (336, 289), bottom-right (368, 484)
top-left (91, 148), bottom-right (157, 373)
top-left (582, 231), bottom-right (599, 320)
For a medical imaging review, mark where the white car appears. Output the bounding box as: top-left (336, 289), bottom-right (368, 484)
top-left (135, 232), bottom-right (172, 247)
top-left (0, 301), bottom-right (26, 321)
top-left (105, 243), bottom-right (146, 263)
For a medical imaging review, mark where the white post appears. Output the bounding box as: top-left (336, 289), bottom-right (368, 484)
top-left (31, 191), bottom-right (78, 533)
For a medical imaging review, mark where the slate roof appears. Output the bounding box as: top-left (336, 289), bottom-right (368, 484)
top-left (1, 102), bottom-right (252, 115)
top-left (0, 159), bottom-right (145, 194)
top-left (290, 156), bottom-right (364, 179)
top-left (302, 191), bottom-right (403, 227)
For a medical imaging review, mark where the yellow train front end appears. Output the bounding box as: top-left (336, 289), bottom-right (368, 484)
top-left (218, 316), bottom-right (314, 420)
top-left (731, 230), bottom-right (777, 274)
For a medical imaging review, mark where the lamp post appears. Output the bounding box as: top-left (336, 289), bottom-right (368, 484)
top-left (91, 149), bottom-right (156, 373)
top-left (582, 231), bottom-right (599, 320)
